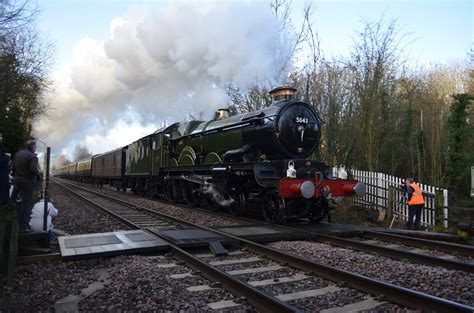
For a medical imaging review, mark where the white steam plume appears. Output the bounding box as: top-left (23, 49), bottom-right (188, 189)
top-left (35, 1), bottom-right (295, 155)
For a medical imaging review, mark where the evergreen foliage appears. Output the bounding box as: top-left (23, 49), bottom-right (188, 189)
top-left (445, 93), bottom-right (473, 193)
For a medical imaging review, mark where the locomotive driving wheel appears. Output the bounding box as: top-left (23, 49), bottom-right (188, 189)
top-left (183, 181), bottom-right (200, 207)
top-left (163, 179), bottom-right (173, 201)
top-left (262, 191), bottom-right (287, 224)
top-left (164, 179), bottom-right (182, 202)
top-left (228, 192), bottom-right (246, 216)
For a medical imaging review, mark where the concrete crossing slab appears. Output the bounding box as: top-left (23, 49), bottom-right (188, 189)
top-left (58, 230), bottom-right (169, 260)
top-left (217, 225), bottom-right (309, 243)
top-left (151, 227), bottom-right (238, 248)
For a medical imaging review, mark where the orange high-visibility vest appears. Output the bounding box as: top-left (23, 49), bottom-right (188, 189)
top-left (408, 183), bottom-right (424, 205)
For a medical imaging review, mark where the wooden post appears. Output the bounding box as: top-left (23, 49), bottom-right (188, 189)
top-left (43, 147), bottom-right (51, 232)
top-left (387, 186), bottom-right (395, 221)
top-left (1, 208), bottom-right (18, 278)
top-left (0, 210), bottom-right (7, 274)
top-left (7, 207), bottom-right (18, 284)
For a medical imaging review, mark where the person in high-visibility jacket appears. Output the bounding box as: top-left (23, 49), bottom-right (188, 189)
top-left (405, 178), bottom-right (425, 230)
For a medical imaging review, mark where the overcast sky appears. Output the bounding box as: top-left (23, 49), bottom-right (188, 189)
top-left (34, 0), bottom-right (473, 160)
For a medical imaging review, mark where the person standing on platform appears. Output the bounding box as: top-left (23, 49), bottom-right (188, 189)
top-left (10, 140), bottom-right (42, 232)
top-left (0, 143), bottom-right (11, 207)
top-left (405, 178), bottom-right (425, 230)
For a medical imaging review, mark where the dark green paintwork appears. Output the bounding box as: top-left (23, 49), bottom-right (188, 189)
top-left (125, 136), bottom-right (152, 176)
top-left (151, 133), bottom-right (163, 175)
top-left (157, 105), bottom-right (280, 168)
top-left (125, 104), bottom-right (281, 175)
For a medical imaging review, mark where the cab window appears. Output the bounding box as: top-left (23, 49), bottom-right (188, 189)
top-left (151, 136), bottom-right (161, 150)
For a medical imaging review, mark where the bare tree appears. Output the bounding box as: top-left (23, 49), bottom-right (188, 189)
top-left (0, 0), bottom-right (53, 154)
top-left (226, 84), bottom-right (271, 113)
top-left (55, 154), bottom-right (71, 167)
top-left (73, 144), bottom-right (92, 162)
top-left (347, 18), bottom-right (406, 172)
top-left (0, 0), bottom-right (35, 32)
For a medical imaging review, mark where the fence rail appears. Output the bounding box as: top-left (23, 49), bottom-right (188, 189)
top-left (333, 167), bottom-right (449, 228)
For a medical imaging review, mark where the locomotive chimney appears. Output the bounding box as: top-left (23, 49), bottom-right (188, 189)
top-left (269, 86), bottom-right (297, 103)
top-left (215, 108), bottom-right (230, 120)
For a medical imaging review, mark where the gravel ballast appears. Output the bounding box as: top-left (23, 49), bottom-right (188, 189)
top-left (50, 182), bottom-right (130, 235)
top-left (68, 180), bottom-right (244, 227)
top-left (0, 258), bottom-right (110, 311)
top-left (0, 255), bottom-right (256, 312)
top-left (267, 240), bottom-right (474, 306)
top-left (79, 255), bottom-right (256, 312)
top-left (47, 182), bottom-right (130, 252)
top-left (1, 182), bottom-right (256, 312)
top-left (30, 180), bottom-right (468, 311)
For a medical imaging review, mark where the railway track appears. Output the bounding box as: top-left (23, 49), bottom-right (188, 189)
top-left (52, 178), bottom-right (473, 312)
top-left (145, 184), bottom-right (474, 271)
top-left (62, 178), bottom-right (474, 273)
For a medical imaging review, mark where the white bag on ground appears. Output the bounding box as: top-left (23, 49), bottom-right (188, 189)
top-left (30, 200), bottom-right (58, 232)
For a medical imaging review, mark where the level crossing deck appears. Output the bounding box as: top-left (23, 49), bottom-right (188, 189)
top-left (58, 230), bottom-right (169, 260)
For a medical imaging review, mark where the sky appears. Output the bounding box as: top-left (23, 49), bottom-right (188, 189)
top-left (34, 0), bottom-right (473, 160)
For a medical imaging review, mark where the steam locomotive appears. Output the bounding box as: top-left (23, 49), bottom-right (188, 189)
top-left (56, 86), bottom-right (366, 223)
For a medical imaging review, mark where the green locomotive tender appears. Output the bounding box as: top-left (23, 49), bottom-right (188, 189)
top-left (57, 86), bottom-right (366, 223)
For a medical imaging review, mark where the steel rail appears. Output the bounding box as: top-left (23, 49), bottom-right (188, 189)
top-left (111, 182), bottom-right (474, 273)
top-left (373, 229), bottom-right (466, 243)
top-left (168, 227), bottom-right (474, 313)
top-left (234, 220), bottom-right (474, 273)
top-left (362, 231), bottom-right (474, 257)
top-left (164, 240), bottom-right (301, 313)
top-left (52, 178), bottom-right (300, 313)
top-left (57, 178), bottom-right (474, 272)
top-left (153, 189), bottom-right (474, 272)
top-left (53, 178), bottom-right (474, 313)
top-left (309, 233), bottom-right (474, 273)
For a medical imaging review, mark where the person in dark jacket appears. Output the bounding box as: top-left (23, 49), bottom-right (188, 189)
top-left (10, 140), bottom-right (42, 231)
top-left (0, 143), bottom-right (11, 206)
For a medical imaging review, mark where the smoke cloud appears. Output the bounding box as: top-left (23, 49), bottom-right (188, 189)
top-left (35, 1), bottom-right (295, 155)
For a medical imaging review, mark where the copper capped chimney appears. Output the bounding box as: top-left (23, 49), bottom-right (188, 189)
top-left (269, 86), bottom-right (297, 103)
top-left (215, 108), bottom-right (230, 120)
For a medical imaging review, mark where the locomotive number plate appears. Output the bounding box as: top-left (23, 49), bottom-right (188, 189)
top-left (295, 116), bottom-right (309, 124)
